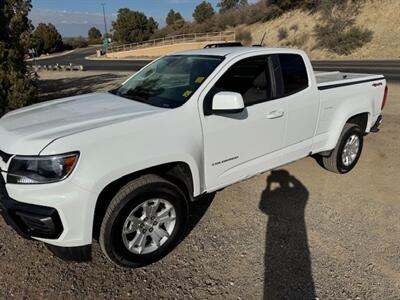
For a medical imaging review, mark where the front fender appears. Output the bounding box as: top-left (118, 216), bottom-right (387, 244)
top-left (91, 154), bottom-right (202, 198)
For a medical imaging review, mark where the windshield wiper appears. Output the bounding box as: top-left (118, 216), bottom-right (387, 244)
top-left (118, 92), bottom-right (148, 103)
top-left (114, 89), bottom-right (170, 109)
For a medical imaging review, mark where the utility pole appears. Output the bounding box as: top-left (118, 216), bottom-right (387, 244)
top-left (101, 3), bottom-right (108, 37)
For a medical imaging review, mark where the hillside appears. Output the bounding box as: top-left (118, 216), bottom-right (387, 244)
top-left (240, 0), bottom-right (400, 60)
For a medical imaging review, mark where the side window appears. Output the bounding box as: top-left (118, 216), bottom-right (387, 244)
top-left (277, 54), bottom-right (308, 96)
top-left (204, 56), bottom-right (272, 113)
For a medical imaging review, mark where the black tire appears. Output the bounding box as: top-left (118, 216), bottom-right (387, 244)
top-left (321, 123), bottom-right (364, 174)
top-left (99, 174), bottom-right (188, 268)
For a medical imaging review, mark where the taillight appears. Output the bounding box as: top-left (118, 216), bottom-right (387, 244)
top-left (381, 85), bottom-right (388, 110)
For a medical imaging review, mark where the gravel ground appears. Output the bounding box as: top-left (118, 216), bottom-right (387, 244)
top-left (0, 72), bottom-right (399, 299)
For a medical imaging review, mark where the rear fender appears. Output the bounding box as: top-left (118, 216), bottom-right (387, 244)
top-left (321, 95), bottom-right (373, 151)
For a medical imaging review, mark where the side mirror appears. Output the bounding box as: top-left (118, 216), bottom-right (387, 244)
top-left (212, 92), bottom-right (245, 114)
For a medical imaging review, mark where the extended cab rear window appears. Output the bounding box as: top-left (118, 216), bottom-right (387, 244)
top-left (277, 54), bottom-right (309, 96)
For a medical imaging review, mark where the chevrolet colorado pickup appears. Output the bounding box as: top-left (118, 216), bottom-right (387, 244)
top-left (0, 47), bottom-right (387, 267)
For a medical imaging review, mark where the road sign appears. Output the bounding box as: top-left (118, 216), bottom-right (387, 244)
top-left (103, 38), bottom-right (109, 50)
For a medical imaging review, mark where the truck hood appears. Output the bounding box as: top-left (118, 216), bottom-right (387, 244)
top-left (0, 92), bottom-right (164, 155)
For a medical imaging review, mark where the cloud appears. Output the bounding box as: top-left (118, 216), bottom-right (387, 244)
top-left (29, 8), bottom-right (115, 36)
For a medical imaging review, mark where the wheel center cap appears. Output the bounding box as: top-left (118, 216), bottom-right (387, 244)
top-left (144, 219), bottom-right (158, 228)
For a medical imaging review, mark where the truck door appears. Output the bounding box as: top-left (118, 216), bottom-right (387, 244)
top-left (200, 55), bottom-right (287, 191)
top-left (271, 54), bottom-right (319, 162)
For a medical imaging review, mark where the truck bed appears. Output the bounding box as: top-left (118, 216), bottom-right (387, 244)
top-left (315, 71), bottom-right (384, 90)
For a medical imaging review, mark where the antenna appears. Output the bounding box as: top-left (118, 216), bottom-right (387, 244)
top-left (101, 3), bottom-right (108, 37)
top-left (260, 32), bottom-right (267, 46)
top-left (253, 32), bottom-right (267, 47)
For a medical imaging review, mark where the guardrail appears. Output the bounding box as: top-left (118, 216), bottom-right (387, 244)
top-left (107, 31), bottom-right (236, 54)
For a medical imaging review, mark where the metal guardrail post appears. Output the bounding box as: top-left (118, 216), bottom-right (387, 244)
top-left (110, 30), bottom-right (236, 53)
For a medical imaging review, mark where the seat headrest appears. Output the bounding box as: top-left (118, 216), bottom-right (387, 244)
top-left (253, 72), bottom-right (267, 89)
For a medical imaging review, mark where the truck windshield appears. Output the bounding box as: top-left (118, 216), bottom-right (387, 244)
top-left (111, 55), bottom-right (224, 108)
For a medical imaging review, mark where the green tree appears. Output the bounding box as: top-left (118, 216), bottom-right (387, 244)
top-left (166, 9), bottom-right (184, 27)
top-left (0, 0), bottom-right (37, 113)
top-left (217, 0), bottom-right (248, 13)
top-left (112, 8), bottom-right (158, 43)
top-left (267, 0), bottom-right (298, 10)
top-left (147, 17), bottom-right (159, 36)
top-left (31, 23), bottom-right (63, 55)
top-left (88, 27), bottom-right (102, 41)
top-left (267, 0), bottom-right (320, 10)
top-left (63, 37), bottom-right (88, 49)
top-left (193, 1), bottom-right (215, 23)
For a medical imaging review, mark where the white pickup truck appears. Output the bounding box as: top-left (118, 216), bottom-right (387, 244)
top-left (0, 47), bottom-right (387, 267)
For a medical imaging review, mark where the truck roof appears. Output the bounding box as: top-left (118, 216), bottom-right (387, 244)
top-left (170, 47), bottom-right (305, 58)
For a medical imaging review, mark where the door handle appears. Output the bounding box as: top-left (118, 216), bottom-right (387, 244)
top-left (266, 110), bottom-right (284, 119)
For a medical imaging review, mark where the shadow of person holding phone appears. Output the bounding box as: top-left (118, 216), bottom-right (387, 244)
top-left (259, 170), bottom-right (315, 299)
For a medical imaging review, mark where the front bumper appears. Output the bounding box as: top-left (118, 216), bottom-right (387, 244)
top-left (0, 176), bottom-right (63, 239)
top-left (0, 174), bottom-right (93, 261)
top-left (0, 196), bottom-right (63, 239)
top-left (0, 171), bottom-right (96, 247)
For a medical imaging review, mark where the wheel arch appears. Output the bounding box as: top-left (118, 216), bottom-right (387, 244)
top-left (321, 110), bottom-right (371, 153)
top-left (92, 161), bottom-right (195, 240)
top-left (346, 112), bottom-right (370, 133)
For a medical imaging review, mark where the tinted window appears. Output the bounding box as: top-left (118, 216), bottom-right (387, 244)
top-left (205, 56), bottom-right (272, 111)
top-left (112, 55), bottom-right (224, 108)
top-left (278, 54), bottom-right (308, 95)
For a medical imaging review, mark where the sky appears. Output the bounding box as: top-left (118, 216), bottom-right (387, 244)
top-left (29, 0), bottom-right (225, 37)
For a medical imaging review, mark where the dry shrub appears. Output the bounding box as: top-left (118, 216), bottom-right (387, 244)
top-left (314, 0), bottom-right (373, 55)
top-left (284, 32), bottom-right (310, 48)
top-left (290, 24), bottom-right (299, 32)
top-left (278, 27), bottom-right (289, 41)
top-left (236, 30), bottom-right (252, 45)
top-left (261, 5), bottom-right (284, 22)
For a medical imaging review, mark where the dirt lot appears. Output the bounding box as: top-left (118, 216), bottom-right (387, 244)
top-left (0, 72), bottom-right (399, 299)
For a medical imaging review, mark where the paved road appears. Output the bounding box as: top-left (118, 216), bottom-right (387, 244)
top-left (312, 60), bottom-right (400, 81)
top-left (30, 47), bottom-right (152, 72)
top-left (30, 47), bottom-right (400, 80)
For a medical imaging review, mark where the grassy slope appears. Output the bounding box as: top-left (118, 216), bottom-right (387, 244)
top-left (240, 0), bottom-right (400, 60)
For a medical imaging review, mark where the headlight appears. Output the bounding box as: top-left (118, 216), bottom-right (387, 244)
top-left (7, 152), bottom-right (79, 184)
